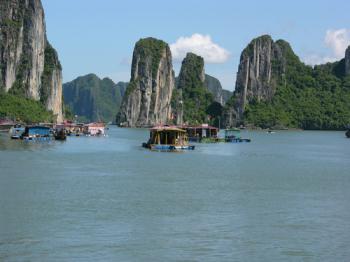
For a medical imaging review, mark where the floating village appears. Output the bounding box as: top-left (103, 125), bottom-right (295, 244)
top-left (0, 117), bottom-right (256, 152)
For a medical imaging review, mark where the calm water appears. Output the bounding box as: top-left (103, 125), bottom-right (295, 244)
top-left (0, 127), bottom-right (349, 261)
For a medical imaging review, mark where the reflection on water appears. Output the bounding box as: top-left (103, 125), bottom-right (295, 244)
top-left (0, 127), bottom-right (350, 261)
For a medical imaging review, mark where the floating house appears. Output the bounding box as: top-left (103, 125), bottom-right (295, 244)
top-left (84, 122), bottom-right (105, 136)
top-left (143, 126), bottom-right (195, 151)
top-left (59, 121), bottom-right (85, 136)
top-left (181, 124), bottom-right (220, 143)
top-left (225, 128), bottom-right (251, 143)
top-left (21, 126), bottom-right (53, 141)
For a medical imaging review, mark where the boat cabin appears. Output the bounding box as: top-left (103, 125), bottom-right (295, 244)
top-left (21, 126), bottom-right (53, 140)
top-left (225, 128), bottom-right (251, 143)
top-left (61, 121), bottom-right (85, 136)
top-left (181, 124), bottom-right (219, 142)
top-left (84, 122), bottom-right (105, 136)
top-left (225, 128), bottom-right (241, 140)
top-left (143, 126), bottom-right (195, 151)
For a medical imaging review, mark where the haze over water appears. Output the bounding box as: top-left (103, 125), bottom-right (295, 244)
top-left (1, 127), bottom-right (350, 261)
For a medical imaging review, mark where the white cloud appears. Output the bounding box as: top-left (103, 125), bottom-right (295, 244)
top-left (325, 28), bottom-right (350, 59)
top-left (170, 34), bottom-right (230, 64)
top-left (303, 28), bottom-right (350, 66)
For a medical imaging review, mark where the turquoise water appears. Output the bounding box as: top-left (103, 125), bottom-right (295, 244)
top-left (0, 127), bottom-right (350, 261)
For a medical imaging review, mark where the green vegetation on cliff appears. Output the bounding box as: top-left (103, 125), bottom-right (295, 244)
top-left (133, 38), bottom-right (167, 79)
top-left (228, 36), bottom-right (350, 130)
top-left (40, 42), bottom-right (62, 104)
top-left (176, 53), bottom-right (215, 124)
top-left (0, 92), bottom-right (53, 123)
top-left (245, 62), bottom-right (350, 130)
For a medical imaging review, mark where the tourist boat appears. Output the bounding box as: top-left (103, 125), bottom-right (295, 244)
top-left (181, 124), bottom-right (221, 143)
top-left (21, 126), bottom-right (54, 141)
top-left (10, 124), bottom-right (25, 139)
top-left (142, 126), bottom-right (195, 151)
top-left (225, 128), bottom-right (251, 143)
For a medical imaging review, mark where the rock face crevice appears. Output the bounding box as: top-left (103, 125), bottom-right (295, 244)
top-left (116, 38), bottom-right (175, 127)
top-left (224, 35), bottom-right (286, 126)
top-left (0, 0), bottom-right (63, 122)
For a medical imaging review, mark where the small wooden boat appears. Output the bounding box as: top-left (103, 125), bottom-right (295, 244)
top-left (225, 128), bottom-right (251, 143)
top-left (54, 129), bottom-right (67, 140)
top-left (143, 126), bottom-right (195, 151)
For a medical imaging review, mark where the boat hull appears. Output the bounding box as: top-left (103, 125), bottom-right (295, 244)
top-left (148, 144), bottom-right (195, 151)
top-left (225, 138), bottom-right (251, 143)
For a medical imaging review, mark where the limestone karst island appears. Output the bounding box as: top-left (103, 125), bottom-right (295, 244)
top-left (1, 0), bottom-right (350, 261)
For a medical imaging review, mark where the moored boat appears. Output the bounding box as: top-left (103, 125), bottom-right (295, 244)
top-left (181, 124), bottom-right (221, 143)
top-left (225, 128), bottom-right (251, 143)
top-left (21, 126), bottom-right (54, 141)
top-left (143, 126), bottom-right (195, 151)
top-left (10, 125), bottom-right (25, 139)
top-left (83, 122), bottom-right (106, 136)
top-left (54, 128), bottom-right (67, 140)
top-left (346, 129), bottom-right (350, 138)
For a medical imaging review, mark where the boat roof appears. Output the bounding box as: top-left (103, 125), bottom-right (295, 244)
top-left (150, 126), bottom-right (186, 132)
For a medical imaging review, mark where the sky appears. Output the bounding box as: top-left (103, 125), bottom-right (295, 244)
top-left (42, 0), bottom-right (350, 91)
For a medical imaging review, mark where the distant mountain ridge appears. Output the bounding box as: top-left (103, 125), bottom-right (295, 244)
top-left (63, 74), bottom-right (126, 122)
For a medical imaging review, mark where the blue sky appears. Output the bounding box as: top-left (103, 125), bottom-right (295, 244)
top-left (42, 0), bottom-right (350, 91)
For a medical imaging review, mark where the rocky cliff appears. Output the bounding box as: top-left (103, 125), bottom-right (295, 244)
top-left (224, 35), bottom-right (350, 130)
top-left (204, 74), bottom-right (231, 105)
top-left (0, 0), bottom-right (63, 122)
top-left (345, 46), bottom-right (350, 76)
top-left (63, 74), bottom-right (125, 122)
top-left (116, 37), bottom-right (175, 127)
top-left (174, 52), bottom-right (214, 124)
top-left (224, 35), bottom-right (288, 126)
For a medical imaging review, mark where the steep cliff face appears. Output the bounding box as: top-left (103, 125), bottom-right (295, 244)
top-left (224, 35), bottom-right (350, 130)
top-left (0, 0), bottom-right (63, 122)
top-left (204, 74), bottom-right (231, 105)
top-left (234, 35), bottom-right (285, 119)
top-left (174, 52), bottom-right (214, 124)
top-left (224, 35), bottom-right (288, 126)
top-left (116, 38), bottom-right (175, 127)
top-left (63, 74), bottom-right (124, 122)
top-left (345, 46), bottom-right (350, 76)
